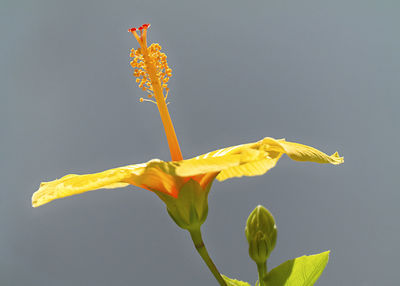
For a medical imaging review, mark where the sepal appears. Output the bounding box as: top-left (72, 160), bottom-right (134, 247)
top-left (155, 179), bottom-right (212, 231)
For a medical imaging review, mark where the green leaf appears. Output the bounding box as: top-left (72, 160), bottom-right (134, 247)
top-left (222, 274), bottom-right (252, 286)
top-left (264, 251), bottom-right (330, 286)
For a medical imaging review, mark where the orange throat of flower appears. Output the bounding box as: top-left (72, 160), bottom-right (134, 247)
top-left (129, 24), bottom-right (183, 162)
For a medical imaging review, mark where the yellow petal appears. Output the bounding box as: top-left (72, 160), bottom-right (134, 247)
top-left (32, 159), bottom-right (195, 207)
top-left (176, 139), bottom-right (280, 181)
top-left (32, 164), bottom-right (147, 207)
top-left (176, 137), bottom-right (343, 181)
top-left (274, 140), bottom-right (343, 164)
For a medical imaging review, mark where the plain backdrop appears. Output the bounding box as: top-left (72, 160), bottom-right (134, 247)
top-left (1, 0), bottom-right (399, 285)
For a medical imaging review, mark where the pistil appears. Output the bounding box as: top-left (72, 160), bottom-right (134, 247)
top-left (129, 24), bottom-right (183, 161)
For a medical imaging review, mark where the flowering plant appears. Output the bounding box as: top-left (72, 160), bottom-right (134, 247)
top-left (32, 24), bottom-right (342, 286)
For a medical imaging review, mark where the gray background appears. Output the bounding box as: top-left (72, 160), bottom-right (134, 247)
top-left (1, 0), bottom-right (399, 285)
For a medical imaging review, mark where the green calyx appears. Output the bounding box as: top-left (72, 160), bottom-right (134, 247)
top-left (155, 179), bottom-right (213, 231)
top-left (245, 205), bottom-right (277, 264)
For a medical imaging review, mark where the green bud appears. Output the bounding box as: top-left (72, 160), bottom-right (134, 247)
top-left (245, 205), bottom-right (277, 264)
top-left (155, 179), bottom-right (212, 231)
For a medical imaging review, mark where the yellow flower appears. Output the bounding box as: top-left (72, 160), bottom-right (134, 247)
top-left (32, 137), bottom-right (342, 208)
top-left (32, 24), bottom-right (343, 211)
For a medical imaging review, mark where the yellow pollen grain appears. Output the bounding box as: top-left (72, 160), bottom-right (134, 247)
top-left (130, 43), bottom-right (172, 98)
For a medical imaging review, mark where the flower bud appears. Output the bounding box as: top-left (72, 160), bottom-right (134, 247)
top-left (245, 205), bottom-right (277, 264)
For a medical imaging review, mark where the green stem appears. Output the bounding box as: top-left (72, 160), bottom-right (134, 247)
top-left (257, 262), bottom-right (267, 286)
top-left (189, 228), bottom-right (227, 286)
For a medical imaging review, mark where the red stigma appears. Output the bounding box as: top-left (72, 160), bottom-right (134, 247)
top-left (129, 24), bottom-right (151, 33)
top-left (139, 23), bottom-right (151, 30)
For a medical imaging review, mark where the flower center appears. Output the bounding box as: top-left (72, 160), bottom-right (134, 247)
top-left (129, 24), bottom-right (183, 161)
